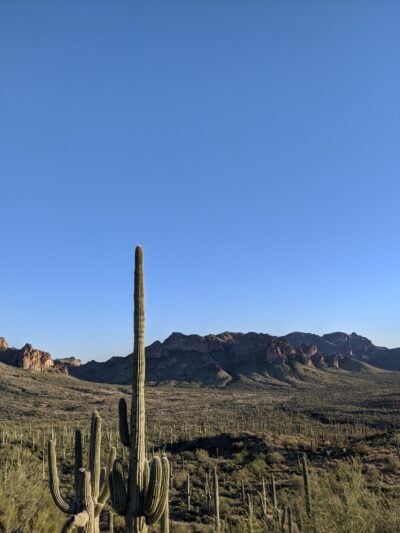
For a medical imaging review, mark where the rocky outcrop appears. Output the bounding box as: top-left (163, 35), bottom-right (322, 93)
top-left (55, 357), bottom-right (81, 368)
top-left (0, 343), bottom-right (69, 374)
top-left (0, 337), bottom-right (8, 351)
top-left (18, 343), bottom-right (53, 371)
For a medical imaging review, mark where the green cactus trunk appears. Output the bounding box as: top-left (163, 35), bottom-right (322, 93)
top-left (110, 246), bottom-right (170, 533)
top-left (126, 245), bottom-right (147, 532)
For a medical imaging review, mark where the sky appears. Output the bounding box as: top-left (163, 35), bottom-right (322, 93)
top-left (1, 1), bottom-right (400, 361)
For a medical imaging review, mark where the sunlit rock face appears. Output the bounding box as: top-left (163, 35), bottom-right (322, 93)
top-left (0, 337), bottom-right (8, 351)
top-left (0, 341), bottom-right (69, 374)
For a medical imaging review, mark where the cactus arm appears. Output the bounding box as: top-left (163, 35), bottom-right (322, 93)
top-left (89, 411), bottom-right (101, 500)
top-left (160, 504), bottom-right (169, 533)
top-left (74, 429), bottom-right (83, 498)
top-left (119, 398), bottom-right (130, 447)
top-left (110, 459), bottom-right (128, 516)
top-left (143, 458), bottom-right (150, 492)
top-left (146, 454), bottom-right (170, 525)
top-left (98, 447), bottom-right (117, 507)
top-left (99, 467), bottom-right (106, 493)
top-left (143, 456), bottom-right (162, 517)
top-left (48, 440), bottom-right (74, 514)
top-left (82, 469), bottom-right (95, 533)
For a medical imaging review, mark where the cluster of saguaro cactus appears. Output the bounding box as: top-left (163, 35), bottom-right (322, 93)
top-left (48, 411), bottom-right (115, 533)
top-left (109, 246), bottom-right (170, 533)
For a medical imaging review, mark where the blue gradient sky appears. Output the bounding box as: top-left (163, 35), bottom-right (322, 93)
top-left (1, 1), bottom-right (400, 361)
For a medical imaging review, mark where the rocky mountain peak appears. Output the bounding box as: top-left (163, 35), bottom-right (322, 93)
top-left (0, 337), bottom-right (8, 351)
top-left (0, 342), bottom-right (69, 374)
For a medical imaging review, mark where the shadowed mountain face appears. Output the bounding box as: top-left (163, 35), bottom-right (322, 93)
top-left (1, 331), bottom-right (400, 387)
top-left (68, 331), bottom-right (400, 387)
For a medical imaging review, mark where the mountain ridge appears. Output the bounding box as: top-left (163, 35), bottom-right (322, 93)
top-left (1, 331), bottom-right (399, 387)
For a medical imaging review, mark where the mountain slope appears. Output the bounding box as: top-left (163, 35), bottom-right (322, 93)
top-left (69, 331), bottom-right (394, 387)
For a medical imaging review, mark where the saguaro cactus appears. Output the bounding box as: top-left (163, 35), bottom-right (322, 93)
top-left (48, 411), bottom-right (115, 533)
top-left (213, 466), bottom-right (220, 533)
top-left (186, 472), bottom-right (191, 511)
top-left (247, 494), bottom-right (254, 533)
top-left (302, 453), bottom-right (317, 532)
top-left (110, 246), bottom-right (170, 532)
top-left (301, 453), bottom-right (312, 518)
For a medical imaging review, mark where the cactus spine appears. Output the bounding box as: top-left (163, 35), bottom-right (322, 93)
top-left (48, 412), bottom-right (115, 533)
top-left (110, 246), bottom-right (169, 532)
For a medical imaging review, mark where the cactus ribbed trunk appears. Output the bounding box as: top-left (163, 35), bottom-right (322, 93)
top-left (111, 246), bottom-right (169, 532)
top-left (127, 246), bottom-right (147, 533)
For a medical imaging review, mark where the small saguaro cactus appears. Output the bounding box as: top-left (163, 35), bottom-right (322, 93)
top-left (301, 453), bottom-right (312, 518)
top-left (109, 246), bottom-right (170, 533)
top-left (259, 477), bottom-right (267, 518)
top-left (48, 411), bottom-right (115, 533)
top-left (270, 473), bottom-right (277, 512)
top-left (186, 472), bottom-right (191, 511)
top-left (288, 507), bottom-right (294, 533)
top-left (213, 466), bottom-right (221, 533)
top-left (301, 453), bottom-right (317, 532)
top-left (247, 494), bottom-right (254, 533)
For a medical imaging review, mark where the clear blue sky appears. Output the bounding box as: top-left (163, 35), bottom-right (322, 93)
top-left (1, 1), bottom-right (400, 361)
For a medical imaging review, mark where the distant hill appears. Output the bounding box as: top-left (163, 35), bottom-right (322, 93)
top-left (2, 331), bottom-right (399, 387)
top-left (69, 331), bottom-right (399, 387)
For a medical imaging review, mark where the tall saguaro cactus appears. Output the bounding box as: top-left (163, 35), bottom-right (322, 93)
top-left (48, 411), bottom-right (115, 533)
top-left (110, 246), bottom-right (170, 532)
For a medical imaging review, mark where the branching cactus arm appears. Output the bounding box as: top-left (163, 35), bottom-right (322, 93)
top-left (48, 440), bottom-right (75, 514)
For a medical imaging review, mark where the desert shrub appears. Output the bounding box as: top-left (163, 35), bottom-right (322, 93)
top-left (352, 442), bottom-right (370, 456)
top-left (310, 460), bottom-right (400, 533)
top-left (266, 451), bottom-right (285, 465)
top-left (385, 455), bottom-right (400, 473)
top-left (196, 449), bottom-right (211, 465)
top-left (173, 470), bottom-right (189, 490)
top-left (0, 446), bottom-right (64, 532)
